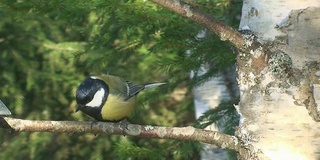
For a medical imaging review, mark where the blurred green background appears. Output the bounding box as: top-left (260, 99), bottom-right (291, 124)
top-left (0, 0), bottom-right (241, 159)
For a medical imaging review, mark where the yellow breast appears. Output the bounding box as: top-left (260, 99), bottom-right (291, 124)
top-left (101, 95), bottom-right (136, 121)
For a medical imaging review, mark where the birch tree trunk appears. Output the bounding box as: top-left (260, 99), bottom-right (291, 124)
top-left (236, 0), bottom-right (320, 159)
top-left (192, 66), bottom-right (229, 160)
top-left (192, 64), bottom-right (239, 160)
top-left (190, 30), bottom-right (239, 160)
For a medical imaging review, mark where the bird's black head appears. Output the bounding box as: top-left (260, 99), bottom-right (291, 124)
top-left (75, 77), bottom-right (109, 120)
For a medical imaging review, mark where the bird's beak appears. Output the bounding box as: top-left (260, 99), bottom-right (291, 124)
top-left (75, 104), bottom-right (82, 112)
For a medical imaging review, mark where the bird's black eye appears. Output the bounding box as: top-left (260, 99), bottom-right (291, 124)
top-left (76, 77), bottom-right (109, 106)
top-left (76, 90), bottom-right (94, 105)
top-left (76, 77), bottom-right (96, 105)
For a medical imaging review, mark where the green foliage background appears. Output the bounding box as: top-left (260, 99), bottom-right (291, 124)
top-left (0, 0), bottom-right (241, 159)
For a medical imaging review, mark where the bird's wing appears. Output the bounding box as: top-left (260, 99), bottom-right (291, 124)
top-left (101, 75), bottom-right (164, 101)
top-left (100, 75), bottom-right (129, 98)
top-left (101, 75), bottom-right (144, 101)
top-left (125, 81), bottom-right (145, 100)
top-left (125, 82), bottom-right (166, 100)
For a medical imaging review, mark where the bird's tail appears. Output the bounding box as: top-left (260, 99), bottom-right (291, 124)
top-left (144, 82), bottom-right (166, 90)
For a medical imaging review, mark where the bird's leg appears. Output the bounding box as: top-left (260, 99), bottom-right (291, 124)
top-left (89, 120), bottom-right (97, 129)
top-left (118, 119), bottom-right (130, 132)
top-left (89, 119), bottom-right (100, 136)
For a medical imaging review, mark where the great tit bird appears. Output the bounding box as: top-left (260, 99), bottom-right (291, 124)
top-left (75, 75), bottom-right (166, 122)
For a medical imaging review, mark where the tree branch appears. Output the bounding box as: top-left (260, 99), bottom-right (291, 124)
top-left (150, 0), bottom-right (245, 51)
top-left (0, 117), bottom-right (240, 151)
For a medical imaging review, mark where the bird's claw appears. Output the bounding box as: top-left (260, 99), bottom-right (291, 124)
top-left (118, 119), bottom-right (130, 134)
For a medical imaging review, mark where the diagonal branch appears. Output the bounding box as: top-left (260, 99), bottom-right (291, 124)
top-left (0, 117), bottom-right (240, 151)
top-left (150, 0), bottom-right (246, 51)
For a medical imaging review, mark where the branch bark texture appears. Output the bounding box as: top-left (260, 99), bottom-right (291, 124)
top-left (1, 117), bottom-right (242, 151)
top-left (150, 0), bottom-right (245, 51)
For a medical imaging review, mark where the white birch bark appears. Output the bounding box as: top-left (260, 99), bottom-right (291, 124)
top-left (191, 30), bottom-right (239, 160)
top-left (237, 0), bottom-right (320, 159)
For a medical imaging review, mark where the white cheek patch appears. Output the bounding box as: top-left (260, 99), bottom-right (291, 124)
top-left (86, 88), bottom-right (105, 107)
